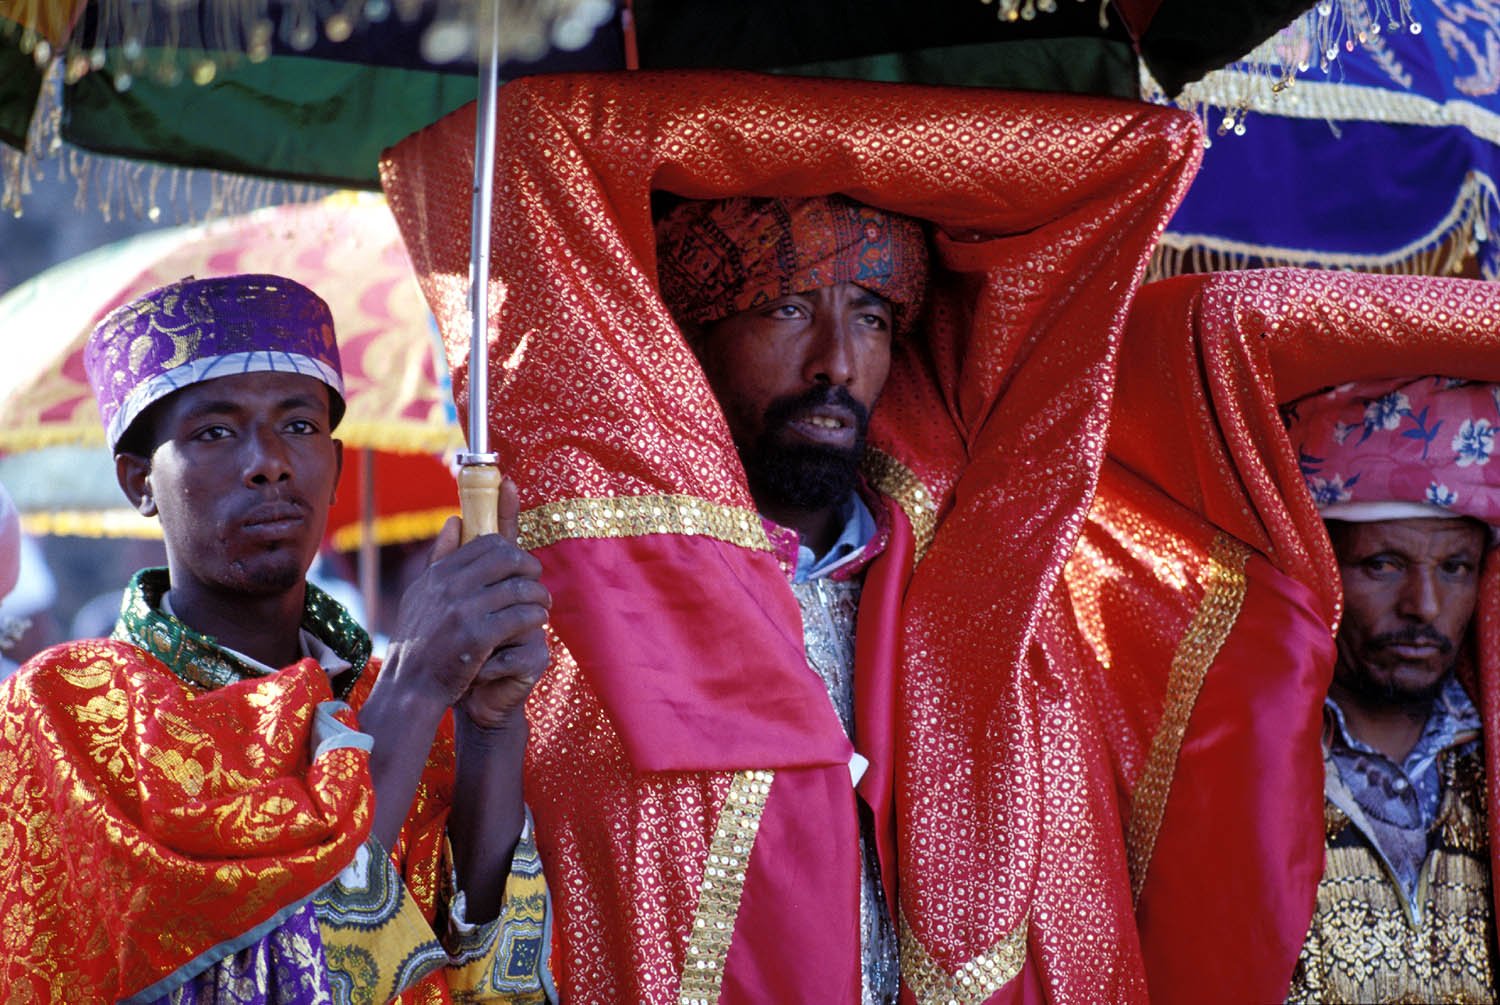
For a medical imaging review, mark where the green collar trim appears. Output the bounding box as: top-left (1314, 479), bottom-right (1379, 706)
top-left (113, 568), bottom-right (370, 698)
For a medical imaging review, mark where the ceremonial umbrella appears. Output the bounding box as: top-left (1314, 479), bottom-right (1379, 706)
top-left (0, 192), bottom-right (462, 625)
top-left (1151, 0), bottom-right (1500, 280)
top-left (0, 0), bottom-right (1329, 542)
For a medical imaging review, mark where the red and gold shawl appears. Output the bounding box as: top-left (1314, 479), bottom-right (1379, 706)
top-left (0, 641), bottom-right (371, 1001)
top-left (0, 638), bottom-right (467, 1003)
top-left (382, 71), bottom-right (1200, 1004)
top-left (1065, 268), bottom-right (1500, 1003)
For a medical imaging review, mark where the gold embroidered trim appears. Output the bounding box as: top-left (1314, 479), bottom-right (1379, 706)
top-left (518, 494), bottom-right (773, 553)
top-left (679, 770), bottom-right (774, 1005)
top-left (1127, 533), bottom-right (1250, 902)
top-left (899, 910), bottom-right (1028, 1005)
top-left (862, 448), bottom-right (939, 562)
top-left (328, 507), bottom-right (457, 552)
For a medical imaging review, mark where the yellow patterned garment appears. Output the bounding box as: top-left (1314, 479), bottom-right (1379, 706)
top-left (1289, 745), bottom-right (1497, 1003)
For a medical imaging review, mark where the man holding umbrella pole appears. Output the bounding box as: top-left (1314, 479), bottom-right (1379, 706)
top-left (0, 273), bottom-right (553, 1003)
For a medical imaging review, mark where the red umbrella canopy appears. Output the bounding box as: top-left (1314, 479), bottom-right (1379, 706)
top-left (0, 192), bottom-right (460, 455)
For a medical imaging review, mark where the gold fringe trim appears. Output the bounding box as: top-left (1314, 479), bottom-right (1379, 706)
top-left (678, 769), bottom-right (774, 1005)
top-left (20, 508), bottom-right (160, 539)
top-left (899, 910), bottom-right (1028, 1005)
top-left (518, 494), bottom-right (772, 554)
top-left (1143, 1), bottom-right (1419, 115)
top-left (1150, 171), bottom-right (1498, 283)
top-left (862, 448), bottom-right (939, 563)
top-left (1127, 533), bottom-right (1250, 902)
top-left (0, 424), bottom-right (105, 452)
top-left (328, 507), bottom-right (456, 552)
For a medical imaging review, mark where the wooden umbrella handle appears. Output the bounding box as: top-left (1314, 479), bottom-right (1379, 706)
top-left (458, 461), bottom-right (502, 544)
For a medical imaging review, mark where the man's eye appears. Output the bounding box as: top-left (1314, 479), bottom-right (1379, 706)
top-left (193, 425), bottom-right (231, 442)
top-left (1364, 557), bottom-right (1399, 574)
top-left (768, 304), bottom-right (803, 319)
top-left (859, 312), bottom-right (891, 330)
top-left (286, 418), bottom-right (317, 434)
top-left (1442, 559), bottom-right (1476, 576)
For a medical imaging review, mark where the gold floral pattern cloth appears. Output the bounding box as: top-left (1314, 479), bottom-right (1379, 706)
top-left (0, 570), bottom-right (548, 1003)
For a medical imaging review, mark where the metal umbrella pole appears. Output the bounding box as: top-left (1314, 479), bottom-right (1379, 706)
top-left (457, 0), bottom-right (503, 543)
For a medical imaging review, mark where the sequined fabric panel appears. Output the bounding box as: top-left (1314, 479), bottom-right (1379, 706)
top-left (525, 629), bottom-right (731, 1004)
top-left (791, 578), bottom-right (899, 1005)
top-left (0, 641), bottom-right (372, 1001)
top-left (1289, 747), bottom-right (1496, 1003)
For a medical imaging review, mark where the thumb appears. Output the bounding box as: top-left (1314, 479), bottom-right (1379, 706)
top-left (497, 477), bottom-right (521, 544)
top-left (428, 515), bottom-right (463, 564)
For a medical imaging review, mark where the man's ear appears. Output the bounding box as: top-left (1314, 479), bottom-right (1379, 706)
top-left (330, 438), bottom-right (344, 506)
top-left (115, 452), bottom-right (156, 517)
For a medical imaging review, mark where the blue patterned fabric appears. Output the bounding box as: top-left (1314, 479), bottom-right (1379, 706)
top-left (1325, 674), bottom-right (1482, 901)
top-left (1162, 5), bottom-right (1500, 279)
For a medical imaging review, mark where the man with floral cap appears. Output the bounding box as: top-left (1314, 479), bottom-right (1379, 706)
top-left (0, 274), bottom-right (554, 1003)
top-left (1281, 376), bottom-right (1496, 1000)
top-left (1061, 269), bottom-right (1500, 1005)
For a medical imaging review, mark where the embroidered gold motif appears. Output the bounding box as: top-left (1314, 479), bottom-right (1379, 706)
top-left (1128, 533), bottom-right (1249, 901)
top-left (519, 495), bottom-right (771, 553)
top-left (1290, 748), bottom-right (1496, 1002)
top-left (862, 448), bottom-right (938, 562)
top-left (899, 910), bottom-right (1027, 1005)
top-left (678, 769), bottom-right (774, 1005)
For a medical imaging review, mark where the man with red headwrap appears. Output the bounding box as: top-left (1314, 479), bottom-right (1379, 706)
top-left (382, 72), bottom-right (1202, 1003)
top-left (656, 193), bottom-right (928, 1003)
top-left (1065, 269), bottom-right (1500, 1004)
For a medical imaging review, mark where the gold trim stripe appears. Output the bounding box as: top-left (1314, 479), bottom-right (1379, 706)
top-left (679, 769), bottom-right (775, 1005)
top-left (900, 911), bottom-right (1028, 1005)
top-left (519, 494), bottom-right (772, 553)
top-left (862, 449), bottom-right (939, 562)
top-left (1127, 533), bottom-right (1250, 902)
top-left (328, 507), bottom-right (457, 552)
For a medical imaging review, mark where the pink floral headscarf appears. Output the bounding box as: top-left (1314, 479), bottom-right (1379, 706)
top-left (1285, 376), bottom-right (1500, 525)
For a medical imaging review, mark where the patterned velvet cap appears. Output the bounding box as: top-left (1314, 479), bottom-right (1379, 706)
top-left (1285, 376), bottom-right (1500, 525)
top-left (85, 274), bottom-right (345, 452)
top-left (655, 195), bottom-right (929, 333)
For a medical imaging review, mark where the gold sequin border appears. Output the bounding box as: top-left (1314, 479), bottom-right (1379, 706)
top-left (519, 495), bottom-right (772, 553)
top-left (899, 910), bottom-right (1028, 1004)
top-left (678, 769), bottom-right (775, 1005)
top-left (862, 449), bottom-right (939, 562)
top-left (1127, 533), bottom-right (1250, 902)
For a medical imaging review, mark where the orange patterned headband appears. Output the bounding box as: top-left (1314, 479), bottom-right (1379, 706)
top-left (655, 194), bottom-right (929, 333)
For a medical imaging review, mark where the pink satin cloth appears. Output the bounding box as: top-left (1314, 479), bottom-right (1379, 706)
top-left (382, 71), bottom-right (1201, 1003)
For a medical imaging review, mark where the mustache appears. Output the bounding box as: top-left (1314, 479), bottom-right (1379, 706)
top-left (1370, 625), bottom-right (1455, 653)
top-left (762, 385), bottom-right (870, 434)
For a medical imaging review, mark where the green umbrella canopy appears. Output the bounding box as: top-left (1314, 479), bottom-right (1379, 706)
top-left (0, 0), bottom-right (1321, 205)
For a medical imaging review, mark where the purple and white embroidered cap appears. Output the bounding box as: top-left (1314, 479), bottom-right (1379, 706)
top-left (1285, 375), bottom-right (1500, 528)
top-left (84, 274), bottom-right (345, 452)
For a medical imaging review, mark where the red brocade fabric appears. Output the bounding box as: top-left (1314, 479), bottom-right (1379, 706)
top-left (1066, 268), bottom-right (1500, 1003)
top-left (382, 72), bottom-right (1200, 1003)
top-left (0, 642), bottom-right (371, 1001)
top-left (0, 642), bottom-right (464, 1003)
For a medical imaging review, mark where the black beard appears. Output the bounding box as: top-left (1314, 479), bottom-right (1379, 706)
top-left (741, 387), bottom-right (870, 512)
